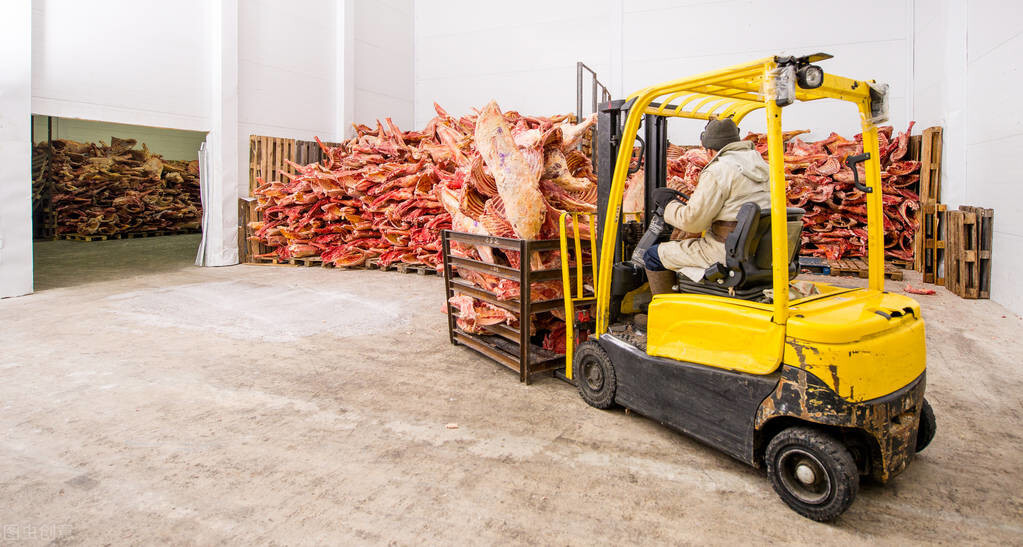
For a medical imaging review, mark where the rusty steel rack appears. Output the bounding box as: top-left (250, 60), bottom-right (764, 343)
top-left (442, 231), bottom-right (567, 384)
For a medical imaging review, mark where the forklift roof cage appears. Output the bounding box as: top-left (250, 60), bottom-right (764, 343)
top-left (595, 54), bottom-right (889, 335)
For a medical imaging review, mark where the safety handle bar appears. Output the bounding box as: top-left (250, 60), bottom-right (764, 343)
top-left (846, 152), bottom-right (872, 194)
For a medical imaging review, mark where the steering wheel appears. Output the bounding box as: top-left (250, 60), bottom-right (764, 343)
top-left (653, 187), bottom-right (690, 216)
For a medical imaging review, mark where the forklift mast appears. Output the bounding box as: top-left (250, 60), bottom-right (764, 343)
top-left (594, 101), bottom-right (669, 265)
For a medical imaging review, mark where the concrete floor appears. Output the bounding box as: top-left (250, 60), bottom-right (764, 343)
top-left (2, 235), bottom-right (1022, 544)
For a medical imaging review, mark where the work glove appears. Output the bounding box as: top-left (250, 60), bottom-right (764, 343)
top-left (653, 187), bottom-right (688, 214)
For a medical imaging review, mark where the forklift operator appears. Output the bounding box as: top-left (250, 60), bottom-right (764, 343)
top-left (643, 118), bottom-right (772, 295)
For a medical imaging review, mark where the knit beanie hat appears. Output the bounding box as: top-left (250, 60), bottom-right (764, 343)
top-left (700, 118), bottom-right (741, 150)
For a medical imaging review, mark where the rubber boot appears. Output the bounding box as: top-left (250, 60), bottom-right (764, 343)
top-left (645, 268), bottom-right (677, 296)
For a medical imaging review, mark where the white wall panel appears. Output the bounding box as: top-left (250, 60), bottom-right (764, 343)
top-left (237, 0), bottom-right (339, 195)
top-left (415, 63), bottom-right (610, 125)
top-left (965, 0), bottom-right (1023, 63)
top-left (414, 0), bottom-right (613, 128)
top-left (31, 0), bottom-right (210, 131)
top-left (353, 0), bottom-right (413, 129)
top-left (964, 24), bottom-right (1023, 146)
top-left (0, 0), bottom-right (33, 298)
top-left (238, 0), bottom-right (337, 135)
top-left (965, 5), bottom-right (1023, 312)
top-left (415, 0), bottom-right (599, 38)
top-left (354, 89), bottom-right (415, 130)
top-left (622, 0), bottom-right (910, 144)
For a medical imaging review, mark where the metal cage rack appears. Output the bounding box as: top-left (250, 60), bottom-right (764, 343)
top-left (441, 231), bottom-right (568, 384)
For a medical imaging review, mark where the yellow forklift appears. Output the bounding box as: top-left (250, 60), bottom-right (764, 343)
top-left (559, 54), bottom-right (935, 521)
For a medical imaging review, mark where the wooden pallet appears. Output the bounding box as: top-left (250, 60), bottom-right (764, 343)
top-left (914, 127), bottom-right (943, 274)
top-left (917, 203), bottom-right (948, 285)
top-left (247, 256), bottom-right (298, 267)
top-left (887, 258), bottom-right (914, 270)
top-left (114, 229), bottom-right (200, 239)
top-left (57, 229), bottom-right (200, 242)
top-left (917, 127), bottom-right (943, 204)
top-left (293, 138), bottom-right (340, 167)
top-left (245, 255), bottom-right (420, 272)
top-left (249, 135), bottom-right (296, 193)
top-left (828, 258), bottom-right (904, 281)
top-left (367, 258), bottom-right (437, 275)
top-left (242, 138), bottom-right (342, 263)
top-left (945, 206), bottom-right (993, 299)
top-left (59, 233), bottom-right (109, 242)
top-left (247, 256), bottom-right (325, 268)
top-left (238, 197), bottom-right (261, 264)
top-left (287, 256), bottom-right (322, 267)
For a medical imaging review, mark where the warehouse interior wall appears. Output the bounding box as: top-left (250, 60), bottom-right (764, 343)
top-left (31, 116), bottom-right (208, 160)
top-left (912, 0), bottom-right (967, 206)
top-left (413, 0), bottom-right (614, 129)
top-left (963, 1), bottom-right (1023, 314)
top-left (353, 0), bottom-right (414, 130)
top-left (912, 0), bottom-right (1023, 314)
top-left (28, 0), bottom-right (237, 271)
top-left (2, 0), bottom-right (359, 297)
top-left (412, 0), bottom-right (910, 142)
top-left (619, 0), bottom-right (913, 144)
top-left (0, 0), bottom-right (33, 299)
top-left (7, 1), bottom-right (1023, 314)
top-left (31, 0), bottom-right (211, 132)
top-left (413, 0), bottom-right (1023, 316)
top-left (237, 0), bottom-right (343, 197)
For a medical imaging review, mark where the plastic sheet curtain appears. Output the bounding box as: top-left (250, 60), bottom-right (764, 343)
top-left (195, 141), bottom-right (212, 266)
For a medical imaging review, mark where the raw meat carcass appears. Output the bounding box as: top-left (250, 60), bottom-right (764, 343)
top-left (35, 138), bottom-right (202, 236)
top-left (474, 102), bottom-right (546, 239)
top-left (666, 122), bottom-right (921, 261)
top-left (248, 103), bottom-right (599, 356)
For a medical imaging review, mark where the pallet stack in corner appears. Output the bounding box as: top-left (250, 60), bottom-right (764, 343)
top-left (914, 127), bottom-right (945, 284)
top-left (945, 206), bottom-right (994, 299)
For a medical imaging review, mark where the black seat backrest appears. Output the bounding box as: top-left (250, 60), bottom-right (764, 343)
top-left (714, 202), bottom-right (805, 288)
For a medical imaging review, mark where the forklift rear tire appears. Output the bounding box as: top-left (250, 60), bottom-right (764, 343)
top-left (574, 341), bottom-right (617, 409)
top-left (766, 426), bottom-right (859, 521)
top-left (915, 399), bottom-right (936, 452)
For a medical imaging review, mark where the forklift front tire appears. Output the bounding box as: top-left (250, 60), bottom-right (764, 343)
top-left (915, 398), bottom-right (936, 452)
top-left (766, 426), bottom-right (859, 521)
top-left (574, 341), bottom-right (617, 409)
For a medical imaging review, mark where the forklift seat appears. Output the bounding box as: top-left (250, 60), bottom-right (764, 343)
top-left (675, 203), bottom-right (805, 300)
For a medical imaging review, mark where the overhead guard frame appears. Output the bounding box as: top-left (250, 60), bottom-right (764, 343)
top-left (594, 55), bottom-right (885, 336)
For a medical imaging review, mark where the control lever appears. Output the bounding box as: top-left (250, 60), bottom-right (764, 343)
top-left (630, 188), bottom-right (689, 267)
top-left (846, 153), bottom-right (872, 194)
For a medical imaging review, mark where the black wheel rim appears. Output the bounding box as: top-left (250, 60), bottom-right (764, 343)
top-left (582, 359), bottom-right (604, 391)
top-left (778, 448), bottom-right (832, 505)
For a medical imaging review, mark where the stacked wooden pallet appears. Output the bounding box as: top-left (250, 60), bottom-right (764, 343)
top-left (248, 135), bottom-right (341, 193)
top-left (945, 206), bottom-right (994, 299)
top-left (58, 228), bottom-right (201, 242)
top-left (248, 136), bottom-right (295, 194)
top-left (367, 258), bottom-right (437, 275)
top-left (914, 127), bottom-right (945, 284)
top-left (247, 248), bottom-right (438, 276)
top-left (827, 258), bottom-right (904, 281)
top-left (241, 136), bottom-right (340, 263)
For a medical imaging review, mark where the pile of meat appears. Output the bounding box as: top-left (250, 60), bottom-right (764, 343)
top-left (32, 144), bottom-right (51, 237)
top-left (627, 124), bottom-right (921, 261)
top-left (249, 102), bottom-right (597, 355)
top-left (38, 138), bottom-right (202, 236)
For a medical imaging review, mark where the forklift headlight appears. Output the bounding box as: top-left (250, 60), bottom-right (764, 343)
top-left (796, 65), bottom-right (823, 89)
